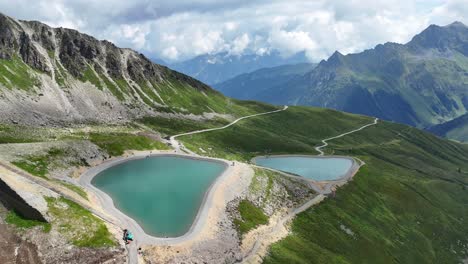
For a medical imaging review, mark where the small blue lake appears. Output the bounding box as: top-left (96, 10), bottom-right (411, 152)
top-left (253, 156), bottom-right (353, 181)
top-left (91, 156), bottom-right (226, 237)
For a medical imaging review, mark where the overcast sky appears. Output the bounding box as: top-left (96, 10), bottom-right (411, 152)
top-left (0, 0), bottom-right (466, 62)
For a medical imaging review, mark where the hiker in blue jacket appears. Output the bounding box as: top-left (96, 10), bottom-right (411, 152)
top-left (123, 229), bottom-right (134, 244)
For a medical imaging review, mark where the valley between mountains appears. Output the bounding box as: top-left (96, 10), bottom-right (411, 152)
top-left (0, 12), bottom-right (467, 264)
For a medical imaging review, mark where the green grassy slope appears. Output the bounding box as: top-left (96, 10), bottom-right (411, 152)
top-left (177, 107), bottom-right (468, 263)
top-left (234, 199), bottom-right (269, 235)
top-left (264, 122), bottom-right (468, 264)
top-left (0, 55), bottom-right (40, 91)
top-left (46, 197), bottom-right (116, 247)
top-left (180, 106), bottom-right (371, 160)
top-left (88, 132), bottom-right (169, 156)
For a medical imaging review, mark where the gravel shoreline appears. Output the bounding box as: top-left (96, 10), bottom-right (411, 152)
top-left (79, 151), bottom-right (233, 245)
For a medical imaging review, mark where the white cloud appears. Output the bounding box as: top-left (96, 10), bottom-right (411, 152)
top-left (224, 22), bottom-right (238, 31)
top-left (103, 23), bottom-right (151, 50)
top-left (162, 46), bottom-right (179, 60)
top-left (0, 0), bottom-right (466, 62)
top-left (430, 0), bottom-right (468, 25)
top-left (268, 30), bottom-right (318, 59)
top-left (230, 33), bottom-right (250, 55)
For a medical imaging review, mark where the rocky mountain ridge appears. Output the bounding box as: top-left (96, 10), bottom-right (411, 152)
top-left (0, 13), bottom-right (231, 126)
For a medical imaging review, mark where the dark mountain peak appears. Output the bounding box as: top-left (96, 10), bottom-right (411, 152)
top-left (446, 21), bottom-right (466, 28)
top-left (407, 21), bottom-right (468, 54)
top-left (321, 50), bottom-right (345, 67)
top-left (330, 50), bottom-right (344, 57)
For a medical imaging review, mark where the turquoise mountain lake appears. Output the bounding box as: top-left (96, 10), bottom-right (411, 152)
top-left (254, 156), bottom-right (352, 181)
top-left (91, 156), bottom-right (226, 237)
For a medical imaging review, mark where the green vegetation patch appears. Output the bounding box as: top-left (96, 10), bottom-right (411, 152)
top-left (0, 124), bottom-right (44, 143)
top-left (154, 78), bottom-right (278, 116)
top-left (0, 55), bottom-right (40, 91)
top-left (46, 197), bottom-right (116, 247)
top-left (114, 78), bottom-right (130, 92)
top-left (139, 115), bottom-right (229, 136)
top-left (234, 199), bottom-right (269, 235)
top-left (11, 148), bottom-right (65, 178)
top-left (138, 81), bottom-right (164, 105)
top-left (6, 211), bottom-right (51, 232)
top-left (250, 168), bottom-right (275, 204)
top-left (79, 65), bottom-right (102, 90)
top-left (89, 132), bottom-right (169, 156)
top-left (133, 85), bottom-right (153, 106)
top-left (47, 50), bottom-right (55, 60)
top-left (99, 73), bottom-right (125, 101)
top-left (155, 79), bottom-right (226, 115)
top-left (54, 180), bottom-right (88, 200)
top-left (11, 158), bottom-right (48, 178)
top-left (54, 59), bottom-right (68, 87)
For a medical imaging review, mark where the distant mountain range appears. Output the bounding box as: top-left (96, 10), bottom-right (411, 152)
top-left (214, 63), bottom-right (317, 100)
top-left (217, 22), bottom-right (468, 131)
top-left (164, 51), bottom-right (310, 85)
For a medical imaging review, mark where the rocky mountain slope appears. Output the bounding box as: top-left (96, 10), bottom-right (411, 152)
top-left (167, 51), bottom-right (309, 85)
top-left (0, 13), bottom-right (255, 126)
top-left (217, 22), bottom-right (468, 129)
top-left (215, 63), bottom-right (316, 100)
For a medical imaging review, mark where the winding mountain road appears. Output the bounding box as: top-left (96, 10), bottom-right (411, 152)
top-left (170, 105), bottom-right (288, 153)
top-left (241, 117), bottom-right (379, 263)
top-left (315, 118), bottom-right (379, 155)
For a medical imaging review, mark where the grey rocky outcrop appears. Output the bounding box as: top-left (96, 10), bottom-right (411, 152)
top-left (0, 12), bottom-right (217, 126)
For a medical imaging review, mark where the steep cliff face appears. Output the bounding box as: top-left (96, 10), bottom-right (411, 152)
top-left (0, 13), bottom-right (232, 125)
